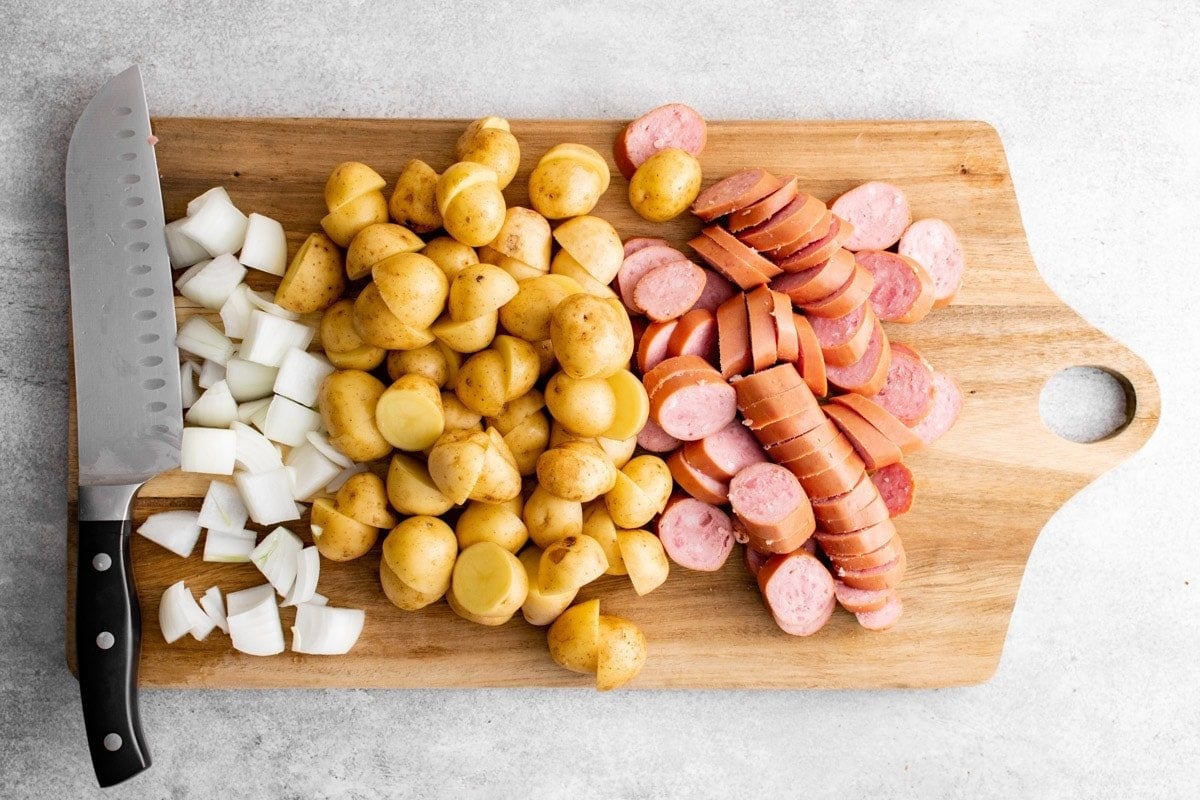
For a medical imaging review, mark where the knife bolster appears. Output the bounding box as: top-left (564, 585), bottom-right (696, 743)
top-left (79, 483), bottom-right (142, 522)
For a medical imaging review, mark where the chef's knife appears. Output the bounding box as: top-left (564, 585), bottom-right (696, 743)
top-left (67, 65), bottom-right (181, 788)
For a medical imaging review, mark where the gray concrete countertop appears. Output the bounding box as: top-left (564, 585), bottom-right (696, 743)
top-left (2, 1), bottom-right (1196, 797)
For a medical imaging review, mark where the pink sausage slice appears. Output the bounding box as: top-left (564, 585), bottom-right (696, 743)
top-left (617, 245), bottom-right (687, 310)
top-left (855, 593), bottom-right (904, 630)
top-left (871, 462), bottom-right (915, 517)
top-left (689, 268), bottom-right (739, 314)
top-left (911, 371), bottom-right (963, 445)
top-left (757, 550), bottom-right (836, 636)
top-left (683, 421), bottom-right (767, 481)
top-left (634, 260), bottom-right (707, 322)
top-left (667, 308), bottom-right (718, 362)
top-left (623, 236), bottom-right (671, 257)
top-left (692, 168), bottom-right (784, 222)
top-left (833, 581), bottom-right (895, 614)
top-left (744, 545), bottom-right (769, 579)
top-left (651, 375), bottom-right (738, 441)
top-left (898, 218), bottom-right (964, 308)
top-left (657, 496), bottom-right (735, 572)
top-left (830, 181), bottom-right (911, 252)
top-left (637, 417), bottom-right (681, 453)
top-left (614, 103), bottom-right (707, 180)
top-left (854, 250), bottom-right (935, 324)
top-left (867, 342), bottom-right (935, 425)
top-left (635, 320), bottom-right (678, 374)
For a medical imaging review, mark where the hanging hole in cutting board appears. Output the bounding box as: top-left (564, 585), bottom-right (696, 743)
top-left (1039, 366), bottom-right (1135, 443)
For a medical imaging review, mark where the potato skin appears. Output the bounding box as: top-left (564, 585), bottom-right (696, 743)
top-left (372, 252), bottom-right (449, 330)
top-left (387, 343), bottom-right (453, 388)
top-left (389, 159), bottom-right (442, 233)
top-left (486, 207), bottom-right (552, 273)
top-left (437, 162), bottom-right (507, 247)
top-left (596, 614), bottom-right (648, 691)
top-left (322, 299), bottom-right (387, 370)
top-left (628, 147), bottom-right (702, 223)
top-left (536, 440), bottom-right (618, 502)
top-left (380, 559), bottom-right (444, 611)
top-left (276, 232), bottom-right (345, 313)
top-left (335, 472), bottom-right (396, 529)
top-left (523, 485), bottom-right (583, 548)
top-left (382, 516), bottom-right (457, 596)
top-left (422, 236), bottom-right (479, 281)
top-left (528, 157), bottom-right (604, 219)
top-left (319, 370), bottom-right (392, 462)
top-left (311, 498), bottom-right (378, 562)
top-left (549, 293), bottom-right (632, 380)
top-left (456, 118), bottom-right (521, 190)
top-left (457, 498), bottom-right (528, 553)
top-left (353, 282), bottom-right (436, 351)
top-left (386, 452), bottom-right (454, 516)
top-left (346, 222), bottom-right (423, 280)
top-left (546, 598), bottom-right (600, 674)
top-left (544, 372), bottom-right (617, 437)
top-left (499, 274), bottom-right (584, 342)
top-left (455, 349), bottom-right (509, 417)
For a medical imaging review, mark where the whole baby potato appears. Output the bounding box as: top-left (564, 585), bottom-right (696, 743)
top-left (275, 232), bottom-right (345, 313)
top-left (498, 274), bottom-right (585, 342)
top-left (353, 282), bottom-right (436, 351)
top-left (528, 157), bottom-right (604, 219)
top-left (422, 236), bottom-right (479, 281)
top-left (536, 440), bottom-right (618, 502)
top-left (372, 252), bottom-right (449, 330)
top-left (318, 370), bottom-right (392, 462)
top-left (544, 371), bottom-right (618, 437)
top-left (389, 159), bottom-right (442, 233)
top-left (321, 299), bottom-right (386, 370)
top-left (628, 147), bottom-right (702, 223)
top-left (549, 293), bottom-right (632, 380)
top-left (382, 516), bottom-right (458, 596)
top-left (456, 117), bottom-right (521, 190)
top-left (346, 222), bottom-right (423, 280)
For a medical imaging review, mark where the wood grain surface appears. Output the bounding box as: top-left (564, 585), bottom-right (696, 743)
top-left (66, 118), bottom-right (1159, 688)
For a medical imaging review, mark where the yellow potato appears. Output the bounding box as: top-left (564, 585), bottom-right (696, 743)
top-left (431, 311), bottom-right (498, 354)
top-left (325, 161), bottom-right (386, 210)
top-left (421, 235), bottom-right (478, 280)
top-left (466, 428), bottom-right (523, 503)
top-left (602, 369), bottom-right (650, 441)
top-left (581, 502), bottom-right (626, 576)
top-left (616, 528), bottom-right (669, 596)
top-left (627, 147), bottom-right (702, 223)
top-left (536, 440), bottom-right (618, 502)
top-left (346, 222), bottom-right (423, 281)
top-left (386, 452), bottom-right (454, 516)
top-left (372, 252), bottom-right (449, 330)
top-left (532, 338), bottom-right (556, 375)
top-left (523, 485), bottom-right (583, 548)
top-left (549, 251), bottom-right (617, 299)
top-left (528, 156), bottom-right (604, 219)
top-left (492, 255), bottom-right (546, 282)
top-left (544, 371), bottom-right (618, 437)
top-left (493, 335), bottom-right (540, 400)
top-left (596, 614), bottom-right (648, 691)
top-left (498, 273), bottom-right (585, 342)
top-left (382, 516), bottom-right (457, 595)
top-left (321, 190), bottom-right (389, 247)
top-left (454, 349), bottom-right (508, 417)
top-left (441, 391), bottom-right (483, 432)
top-left (605, 473), bottom-right (660, 532)
top-left (456, 117), bottom-right (521, 189)
top-left (310, 497), bottom-right (378, 561)
top-left (451, 541), bottom-right (528, 618)
top-left (518, 547), bottom-right (576, 627)
top-left (335, 472), bottom-right (396, 529)
top-left (546, 598), bottom-right (600, 675)
top-left (353, 282), bottom-right (436, 351)
top-left (547, 423), bottom-right (637, 468)
top-left (375, 374), bottom-right (445, 451)
top-left (538, 534), bottom-right (607, 594)
top-left (500, 408), bottom-right (549, 476)
top-left (275, 232), bottom-right (345, 313)
top-left (457, 497), bottom-right (528, 553)
top-left (436, 162), bottom-right (506, 247)
top-left (319, 370), bottom-right (392, 462)
top-left (380, 558), bottom-right (444, 611)
top-left (540, 143), bottom-right (610, 192)
top-left (549, 293), bottom-right (632, 380)
top-left (389, 159), bottom-right (442, 233)
top-left (487, 389), bottom-right (545, 435)
top-left (446, 585), bottom-right (515, 626)
top-left (552, 215), bottom-right (623, 284)
top-left (321, 299), bottom-right (386, 370)
top-left (386, 343), bottom-right (454, 387)
top-left (485, 207), bottom-right (551, 272)
top-left (606, 297), bottom-right (636, 368)
top-left (426, 429), bottom-right (488, 505)
top-left (448, 263), bottom-right (520, 322)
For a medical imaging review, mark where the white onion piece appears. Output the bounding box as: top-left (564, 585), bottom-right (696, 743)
top-left (160, 581), bottom-right (197, 643)
top-left (219, 284), bottom-right (255, 340)
top-left (285, 443), bottom-right (341, 501)
top-left (176, 253), bottom-right (247, 310)
top-left (186, 593), bottom-right (217, 641)
top-left (180, 428), bottom-right (237, 475)
top-left (227, 594), bottom-right (284, 656)
top-left (236, 468), bottom-right (300, 525)
top-left (197, 480), bottom-right (248, 532)
top-left (250, 526), bottom-right (304, 595)
top-left (200, 586), bottom-right (229, 634)
top-left (230, 420), bottom-right (284, 473)
top-left (176, 317), bottom-right (236, 365)
top-left (172, 258), bottom-right (211, 291)
top-left (180, 361), bottom-right (200, 409)
top-left (165, 219), bottom-right (211, 269)
top-left (262, 395), bottom-right (321, 447)
top-left (203, 528), bottom-right (257, 562)
top-left (226, 583), bottom-right (276, 616)
top-left (186, 186), bottom-right (233, 216)
top-left (281, 547), bottom-right (320, 607)
top-left (240, 311), bottom-right (314, 367)
top-left (273, 348), bottom-right (335, 408)
top-left (250, 403), bottom-right (272, 432)
top-left (137, 510), bottom-right (201, 558)
top-left (179, 192), bottom-right (248, 256)
top-left (324, 462), bottom-right (368, 493)
top-left (306, 431), bottom-right (352, 469)
top-left (291, 604), bottom-right (364, 655)
top-left (307, 592), bottom-right (328, 606)
top-left (184, 380), bottom-right (237, 428)
top-left (197, 359), bottom-right (226, 390)
top-left (246, 289), bottom-right (301, 321)
top-left (225, 358), bottom-right (278, 402)
top-left (239, 213), bottom-right (288, 276)
top-left (236, 398), bottom-right (272, 425)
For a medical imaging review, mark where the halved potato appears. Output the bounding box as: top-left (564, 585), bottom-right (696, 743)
top-left (353, 282), bottom-right (435, 351)
top-left (596, 614), bottom-right (648, 691)
top-left (582, 502), bottom-right (626, 576)
top-left (602, 369), bottom-right (649, 441)
top-left (523, 485), bottom-right (583, 549)
top-left (448, 263), bottom-right (519, 322)
top-left (447, 585), bottom-right (515, 626)
top-left (552, 215), bottom-right (623, 284)
top-left (457, 498), bottom-right (528, 553)
top-left (536, 440), bottom-right (617, 502)
top-left (431, 311), bottom-right (498, 354)
top-left (538, 534), bottom-right (608, 594)
top-left (325, 161), bottom-right (385, 210)
top-left (518, 547), bottom-right (576, 627)
top-left (493, 335), bottom-right (540, 400)
top-left (454, 349), bottom-right (508, 416)
top-left (485, 206), bottom-right (551, 272)
top-left (389, 160), bottom-right (442, 233)
top-left (311, 497), bottom-right (378, 562)
top-left (321, 190), bottom-right (388, 247)
top-left (335, 472), bottom-right (396, 529)
top-left (605, 455), bottom-right (672, 529)
top-left (616, 528), bottom-right (669, 596)
top-left (375, 374), bottom-right (445, 451)
top-left (422, 235), bottom-right (478, 280)
top-left (549, 251), bottom-right (617, 299)
top-left (346, 223), bottom-right (423, 280)
top-left (546, 598), bottom-right (600, 675)
top-left (373, 252), bottom-right (449, 330)
top-left (380, 559), bottom-right (444, 611)
top-left (276, 232), bottom-right (345, 313)
top-left (382, 516), bottom-right (457, 596)
top-left (386, 452), bottom-right (454, 516)
top-left (427, 429), bottom-right (488, 505)
top-left (498, 273), bottom-right (585, 342)
top-left (451, 541), bottom-right (528, 618)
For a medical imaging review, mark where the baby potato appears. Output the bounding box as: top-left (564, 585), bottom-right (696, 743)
top-left (518, 547), bottom-right (577, 627)
top-left (335, 472), bottom-right (396, 529)
top-left (493, 335), bottom-right (540, 400)
top-left (448, 263), bottom-right (520, 322)
top-left (523, 485), bottom-right (583, 548)
top-left (380, 558), bottom-right (444, 611)
top-left (427, 429), bottom-right (488, 505)
top-left (373, 252), bottom-right (449, 331)
top-left (276, 232), bottom-right (345, 313)
top-left (550, 293), bottom-right (632, 380)
top-left (454, 349), bottom-right (509, 417)
top-left (532, 338), bottom-right (556, 376)
top-left (616, 528), bottom-right (669, 596)
top-left (441, 391), bottom-right (483, 432)
top-left (536, 440), bottom-right (618, 502)
top-left (546, 598), bottom-right (600, 675)
top-left (451, 541), bottom-right (528, 618)
top-left (389, 159), bottom-right (442, 233)
top-left (387, 452), bottom-right (454, 516)
top-left (582, 502), bottom-right (627, 576)
top-left (485, 207), bottom-right (552, 273)
top-left (486, 253), bottom-right (546, 282)
top-left (382, 516), bottom-right (457, 596)
top-left (468, 428), bottom-right (523, 503)
top-left (550, 251), bottom-right (617, 299)
top-left (319, 370), bottom-right (392, 462)
top-left (325, 161), bottom-right (386, 210)
top-left (310, 497), bottom-right (378, 562)
top-left (544, 371), bottom-right (618, 437)
top-left (628, 147), bottom-right (702, 223)
top-left (487, 389), bottom-right (545, 435)
top-left (540, 143), bottom-right (611, 192)
top-left (446, 586), bottom-right (515, 626)
top-left (604, 455), bottom-right (672, 529)
top-left (498, 273), bottom-right (585, 342)
top-left (456, 117), bottom-right (521, 189)
top-left (538, 534), bottom-right (608, 594)
top-left (457, 497), bottom-right (528, 553)
top-left (353, 282), bottom-right (436, 351)
top-left (346, 222), bottom-right (423, 280)
top-left (502, 410), bottom-right (550, 476)
top-left (322, 190), bottom-right (389, 247)
top-left (602, 369), bottom-right (649, 441)
top-left (437, 162), bottom-right (507, 247)
top-left (528, 156), bottom-right (604, 219)
top-left (387, 343), bottom-right (454, 388)
top-left (552, 215), bottom-right (623, 284)
top-left (547, 423), bottom-right (636, 468)
top-left (431, 311), bottom-right (498, 354)
top-left (596, 614), bottom-right (648, 691)
top-left (422, 235), bottom-right (478, 281)
top-left (321, 299), bottom-right (386, 370)
top-left (375, 373), bottom-right (445, 451)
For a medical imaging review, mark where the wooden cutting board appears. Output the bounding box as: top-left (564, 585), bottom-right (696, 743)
top-left (66, 118), bottom-right (1159, 688)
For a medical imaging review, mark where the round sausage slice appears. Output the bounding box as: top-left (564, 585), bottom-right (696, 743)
top-left (867, 342), bottom-right (935, 425)
top-left (777, 215), bottom-right (854, 272)
top-left (800, 264), bottom-right (875, 319)
top-left (636, 319), bottom-right (679, 374)
top-left (667, 308), bottom-right (718, 362)
top-left (810, 470), bottom-right (878, 523)
top-left (830, 181), bottom-right (911, 251)
top-left (854, 250), bottom-right (935, 324)
top-left (683, 422), bottom-right (767, 482)
top-left (704, 225), bottom-right (783, 279)
top-left (637, 417), bottom-right (681, 453)
top-left (614, 103), bottom-right (707, 180)
top-left (656, 496), bottom-right (734, 572)
top-left (815, 519), bottom-right (895, 557)
top-left (739, 193), bottom-right (827, 252)
top-left (623, 236), bottom-right (671, 257)
top-left (818, 493), bottom-right (891, 534)
top-left (746, 287), bottom-right (779, 371)
top-left (825, 320), bottom-right (891, 397)
top-left (810, 303), bottom-right (874, 367)
top-left (667, 449), bottom-right (729, 505)
top-left (692, 168), bottom-right (784, 222)
top-left (898, 218), bottom-right (964, 308)
top-left (855, 592), bottom-right (903, 630)
top-left (834, 581), bottom-right (895, 614)
top-left (729, 463), bottom-right (815, 547)
top-left (634, 260), bottom-right (707, 322)
top-left (729, 176), bottom-right (799, 233)
top-left (651, 374), bottom-right (738, 441)
top-left (617, 245), bottom-right (688, 310)
top-left (757, 550), bottom-right (836, 636)
top-left (642, 354), bottom-right (716, 398)
top-left (744, 545), bottom-right (770, 579)
top-left (689, 268), bottom-right (739, 314)
top-left (871, 463), bottom-right (915, 517)
top-left (690, 231), bottom-right (771, 291)
top-left (832, 535), bottom-right (904, 571)
top-left (836, 547), bottom-right (906, 591)
top-left (824, 403), bottom-right (904, 470)
top-left (771, 248), bottom-right (855, 304)
top-left (731, 362), bottom-right (806, 408)
top-left (911, 371), bottom-right (963, 445)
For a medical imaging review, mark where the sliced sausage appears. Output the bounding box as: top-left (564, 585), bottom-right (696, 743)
top-left (729, 463), bottom-right (815, 552)
top-left (898, 218), bottom-right (964, 308)
top-left (748, 400), bottom-right (829, 446)
top-left (757, 550), bottom-right (836, 636)
top-left (853, 250), bottom-right (934, 324)
top-left (792, 313), bottom-right (828, 397)
top-left (683, 421), bottom-right (767, 482)
top-left (614, 103), bottom-right (707, 180)
top-left (867, 342), bottom-right (935, 425)
top-left (634, 259), bottom-right (707, 322)
top-left (746, 287), bottom-right (779, 371)
top-left (716, 294), bottom-right (753, 379)
top-left (642, 355), bottom-right (716, 399)
top-left (771, 248), bottom-right (855, 304)
top-left (871, 462), bottom-right (915, 517)
top-left (656, 496), bottom-right (734, 572)
top-left (810, 470), bottom-right (877, 522)
top-left (825, 320), bottom-right (891, 396)
top-left (731, 362), bottom-right (806, 408)
top-left (617, 245), bottom-right (688, 309)
top-left (704, 225), bottom-right (783, 279)
top-left (828, 393), bottom-right (924, 456)
top-left (816, 492), bottom-right (890, 534)
top-left (729, 176), bottom-right (799, 233)
top-left (636, 319), bottom-right (679, 374)
top-left (777, 215), bottom-right (854, 272)
top-left (690, 268), bottom-right (739, 313)
top-left (692, 168), bottom-right (784, 222)
top-left (831, 534), bottom-right (904, 571)
top-left (815, 518), bottom-right (895, 557)
top-left (772, 209), bottom-right (834, 259)
top-left (764, 417), bottom-right (841, 463)
top-left (744, 544), bottom-right (770, 579)
top-left (738, 193), bottom-right (827, 252)
top-left (637, 417), bottom-right (681, 453)
top-left (650, 373), bottom-right (738, 441)
top-left (810, 303), bottom-right (874, 368)
top-left (623, 236), bottom-right (671, 257)
top-left (689, 230), bottom-right (771, 290)
top-left (823, 403), bottom-right (903, 470)
top-left (834, 581), bottom-right (895, 614)
top-left (830, 181), bottom-right (911, 251)
top-left (667, 308), bottom-right (717, 362)
top-left (770, 290), bottom-right (800, 363)
top-left (800, 264), bottom-right (875, 319)
top-left (667, 449), bottom-right (729, 505)
top-left (911, 371), bottom-right (963, 445)
top-left (836, 548), bottom-right (906, 591)
top-left (855, 592), bottom-right (904, 630)
top-left (795, 447), bottom-right (866, 499)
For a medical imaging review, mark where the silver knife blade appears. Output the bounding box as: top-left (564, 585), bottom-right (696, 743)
top-left (67, 65), bottom-right (182, 489)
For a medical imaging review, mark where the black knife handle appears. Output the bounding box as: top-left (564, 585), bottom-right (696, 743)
top-left (76, 518), bottom-right (150, 787)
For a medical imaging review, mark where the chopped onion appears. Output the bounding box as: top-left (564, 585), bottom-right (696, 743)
top-left (172, 258), bottom-right (211, 290)
top-left (239, 213), bottom-right (288, 276)
top-left (307, 592), bottom-right (328, 606)
top-left (250, 402), bottom-right (272, 431)
top-left (226, 583), bottom-right (276, 616)
top-left (180, 361), bottom-right (200, 409)
top-left (225, 358), bottom-right (278, 402)
top-left (178, 191), bottom-right (248, 256)
top-left (176, 253), bottom-right (247, 310)
top-left (160, 581), bottom-right (197, 643)
top-left (250, 526), bottom-right (304, 595)
top-left (186, 186), bottom-right (233, 216)
top-left (137, 510), bottom-right (201, 558)
top-left (291, 604), bottom-right (364, 655)
top-left (200, 586), bottom-right (229, 634)
top-left (227, 593), bottom-right (284, 656)
top-left (177, 316), bottom-right (236, 365)
top-left (219, 284), bottom-right (255, 339)
top-left (184, 380), bottom-right (237, 428)
top-left (235, 468), bottom-right (300, 525)
top-left (236, 398), bottom-right (272, 425)
top-left (197, 359), bottom-right (226, 390)
top-left (306, 431), bottom-right (352, 469)
top-left (281, 547), bottom-right (320, 607)
top-left (245, 288), bottom-right (301, 321)
top-left (197, 479), bottom-right (248, 532)
top-left (240, 311), bottom-right (314, 367)
top-left (231, 421), bottom-right (284, 473)
top-left (284, 442), bottom-right (341, 500)
top-left (273, 348), bottom-right (335, 408)
top-left (165, 218), bottom-right (211, 269)
top-left (203, 528), bottom-right (257, 562)
top-left (180, 427), bottom-right (237, 475)
top-left (262, 395), bottom-right (321, 447)
top-left (325, 462), bottom-right (368, 493)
